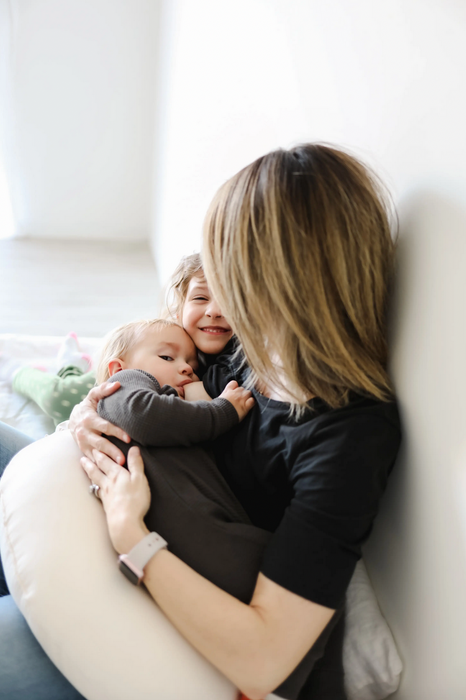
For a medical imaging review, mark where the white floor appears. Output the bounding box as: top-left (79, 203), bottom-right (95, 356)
top-left (0, 237), bottom-right (161, 338)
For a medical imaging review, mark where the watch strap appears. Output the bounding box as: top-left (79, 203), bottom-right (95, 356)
top-left (119, 532), bottom-right (167, 584)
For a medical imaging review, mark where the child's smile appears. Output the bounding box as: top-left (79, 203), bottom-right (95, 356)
top-left (182, 275), bottom-right (233, 354)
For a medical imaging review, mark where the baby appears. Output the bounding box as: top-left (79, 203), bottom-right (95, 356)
top-left (96, 317), bottom-right (254, 447)
top-left (96, 317), bottom-right (269, 605)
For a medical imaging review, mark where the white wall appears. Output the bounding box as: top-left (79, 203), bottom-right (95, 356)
top-left (364, 191), bottom-right (466, 700)
top-left (0, 0), bottom-right (160, 239)
top-left (152, 0), bottom-right (466, 276)
top-left (152, 2), bottom-right (466, 697)
top-left (151, 0), bottom-right (309, 282)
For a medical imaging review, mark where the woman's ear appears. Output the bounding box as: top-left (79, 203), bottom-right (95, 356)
top-left (108, 358), bottom-right (126, 377)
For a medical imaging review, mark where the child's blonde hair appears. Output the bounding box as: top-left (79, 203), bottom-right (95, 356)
top-left (96, 318), bottom-right (181, 384)
top-left (163, 252), bottom-right (203, 320)
top-left (203, 143), bottom-right (397, 414)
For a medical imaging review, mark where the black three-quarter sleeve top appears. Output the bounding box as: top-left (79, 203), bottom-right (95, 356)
top-left (202, 346), bottom-right (402, 610)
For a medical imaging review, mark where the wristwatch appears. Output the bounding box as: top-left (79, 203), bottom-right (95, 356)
top-left (118, 532), bottom-right (168, 585)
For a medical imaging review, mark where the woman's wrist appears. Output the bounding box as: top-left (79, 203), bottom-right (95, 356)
top-left (109, 516), bottom-right (149, 555)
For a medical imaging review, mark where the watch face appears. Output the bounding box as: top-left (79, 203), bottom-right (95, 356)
top-left (119, 559), bottom-right (140, 586)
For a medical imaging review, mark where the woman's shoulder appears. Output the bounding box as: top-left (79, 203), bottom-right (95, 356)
top-left (289, 393), bottom-right (402, 487)
top-left (303, 391), bottom-right (401, 433)
top-left (268, 393), bottom-right (402, 491)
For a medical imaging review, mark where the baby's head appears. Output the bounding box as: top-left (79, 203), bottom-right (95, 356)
top-left (164, 252), bottom-right (233, 356)
top-left (96, 319), bottom-right (199, 398)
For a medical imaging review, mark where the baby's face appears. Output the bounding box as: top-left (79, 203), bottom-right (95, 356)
top-left (124, 325), bottom-right (199, 398)
top-left (182, 274), bottom-right (233, 355)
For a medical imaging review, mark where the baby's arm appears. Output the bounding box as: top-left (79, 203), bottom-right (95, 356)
top-left (177, 379), bottom-right (254, 421)
top-left (98, 369), bottom-right (253, 448)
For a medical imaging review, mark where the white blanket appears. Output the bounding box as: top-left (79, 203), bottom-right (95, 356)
top-left (0, 333), bottom-right (102, 439)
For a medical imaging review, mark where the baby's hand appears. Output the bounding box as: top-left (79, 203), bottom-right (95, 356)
top-left (220, 380), bottom-right (255, 421)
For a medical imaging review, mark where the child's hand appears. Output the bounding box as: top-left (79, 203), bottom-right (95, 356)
top-left (220, 380), bottom-right (255, 421)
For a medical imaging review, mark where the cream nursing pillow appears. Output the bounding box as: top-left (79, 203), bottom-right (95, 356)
top-left (0, 430), bottom-right (402, 700)
top-left (0, 431), bottom-right (237, 700)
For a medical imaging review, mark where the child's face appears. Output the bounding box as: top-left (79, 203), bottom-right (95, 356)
top-left (122, 325), bottom-right (199, 398)
top-left (182, 274), bottom-right (233, 355)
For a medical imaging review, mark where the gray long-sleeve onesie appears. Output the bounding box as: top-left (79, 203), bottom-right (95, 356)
top-left (97, 368), bottom-right (271, 603)
top-left (98, 368), bottom-right (238, 446)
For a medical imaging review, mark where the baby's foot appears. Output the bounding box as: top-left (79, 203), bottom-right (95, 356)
top-left (56, 332), bottom-right (93, 373)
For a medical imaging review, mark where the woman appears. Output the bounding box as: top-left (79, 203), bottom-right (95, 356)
top-left (0, 143), bottom-right (401, 700)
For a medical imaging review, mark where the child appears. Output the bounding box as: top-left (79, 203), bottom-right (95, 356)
top-left (8, 253), bottom-right (234, 426)
top-left (163, 252), bottom-right (234, 361)
top-left (95, 317), bottom-right (270, 605)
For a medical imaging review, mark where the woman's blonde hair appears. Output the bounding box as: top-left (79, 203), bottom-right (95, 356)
top-left (96, 318), bottom-right (179, 384)
top-left (163, 253), bottom-right (204, 320)
top-left (203, 143), bottom-right (397, 412)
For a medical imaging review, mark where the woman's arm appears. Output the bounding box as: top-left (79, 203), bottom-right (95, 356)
top-left (141, 557), bottom-right (334, 700)
top-left (81, 448), bottom-right (334, 700)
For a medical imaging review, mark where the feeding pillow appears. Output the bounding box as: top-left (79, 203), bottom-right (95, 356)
top-left (0, 430), bottom-right (401, 700)
top-left (0, 430), bottom-right (237, 700)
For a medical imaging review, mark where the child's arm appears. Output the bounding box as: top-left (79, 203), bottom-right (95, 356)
top-left (97, 369), bottom-right (253, 448)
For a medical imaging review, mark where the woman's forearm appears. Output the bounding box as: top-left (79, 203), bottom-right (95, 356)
top-left (120, 523), bottom-right (332, 700)
top-left (138, 540), bottom-right (278, 698)
top-left (81, 448), bottom-right (334, 700)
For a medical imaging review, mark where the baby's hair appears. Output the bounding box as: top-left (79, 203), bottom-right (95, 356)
top-left (163, 252), bottom-right (203, 320)
top-left (96, 318), bottom-right (181, 384)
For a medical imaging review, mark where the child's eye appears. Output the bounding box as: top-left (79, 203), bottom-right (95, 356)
top-left (159, 355), bottom-right (174, 362)
top-left (192, 296), bottom-right (208, 301)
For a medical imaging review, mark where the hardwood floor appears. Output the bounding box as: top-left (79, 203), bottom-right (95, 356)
top-left (0, 238), bottom-right (161, 338)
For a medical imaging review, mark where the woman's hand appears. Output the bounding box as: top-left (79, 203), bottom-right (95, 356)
top-left (81, 446), bottom-right (151, 554)
top-left (69, 382), bottom-right (131, 466)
